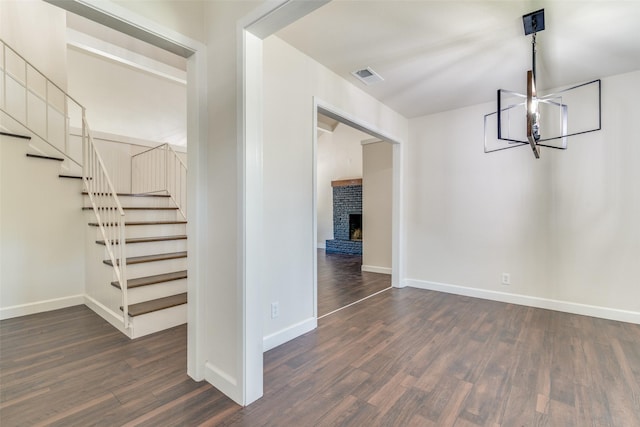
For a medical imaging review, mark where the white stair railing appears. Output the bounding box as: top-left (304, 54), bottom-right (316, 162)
top-left (0, 39), bottom-right (129, 329)
top-left (131, 143), bottom-right (187, 219)
top-left (83, 117), bottom-right (129, 328)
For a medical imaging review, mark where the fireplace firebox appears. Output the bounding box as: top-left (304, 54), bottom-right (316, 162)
top-left (349, 214), bottom-right (362, 241)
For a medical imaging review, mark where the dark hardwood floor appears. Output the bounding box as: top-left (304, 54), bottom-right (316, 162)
top-left (317, 249), bottom-right (391, 316)
top-left (2, 289), bottom-right (640, 426)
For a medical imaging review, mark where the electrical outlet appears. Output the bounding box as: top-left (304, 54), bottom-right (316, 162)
top-left (271, 302), bottom-right (279, 319)
top-left (501, 273), bottom-right (511, 286)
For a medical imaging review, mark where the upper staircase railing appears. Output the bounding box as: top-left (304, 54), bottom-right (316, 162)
top-left (131, 143), bottom-right (187, 219)
top-left (0, 39), bottom-right (82, 168)
top-left (0, 39), bottom-right (129, 329)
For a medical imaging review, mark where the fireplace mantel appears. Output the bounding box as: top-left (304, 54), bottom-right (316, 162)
top-left (331, 178), bottom-right (362, 187)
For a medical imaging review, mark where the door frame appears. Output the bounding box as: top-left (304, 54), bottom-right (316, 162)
top-left (312, 97), bottom-right (405, 319)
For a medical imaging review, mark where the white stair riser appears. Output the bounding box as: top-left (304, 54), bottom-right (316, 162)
top-left (124, 279), bottom-right (187, 305)
top-left (123, 257), bottom-right (187, 278)
top-left (105, 239), bottom-right (187, 258)
top-left (90, 223), bottom-right (186, 240)
top-left (83, 195), bottom-right (175, 208)
top-left (84, 208), bottom-right (181, 222)
top-left (116, 209), bottom-right (180, 222)
top-left (130, 303), bottom-right (187, 339)
top-left (125, 224), bottom-right (186, 239)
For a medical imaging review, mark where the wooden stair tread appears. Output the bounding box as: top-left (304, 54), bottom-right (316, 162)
top-left (82, 191), bottom-right (170, 198)
top-left (104, 251), bottom-right (187, 266)
top-left (96, 235), bottom-right (187, 245)
top-left (1, 131), bottom-right (31, 140)
top-left (122, 293), bottom-right (187, 317)
top-left (26, 153), bottom-right (64, 162)
top-left (111, 270), bottom-right (187, 289)
top-left (83, 206), bottom-right (178, 211)
top-left (88, 220), bottom-right (187, 227)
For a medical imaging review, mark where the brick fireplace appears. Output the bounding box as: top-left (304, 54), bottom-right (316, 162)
top-left (326, 178), bottom-right (362, 255)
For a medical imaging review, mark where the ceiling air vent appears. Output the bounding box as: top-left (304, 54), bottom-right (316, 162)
top-left (351, 67), bottom-right (384, 86)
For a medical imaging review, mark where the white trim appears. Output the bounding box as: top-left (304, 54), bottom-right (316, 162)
top-left (244, 0), bottom-right (331, 39)
top-left (66, 29), bottom-right (187, 85)
top-left (83, 295), bottom-right (131, 337)
top-left (0, 295), bottom-right (84, 320)
top-left (48, 0), bottom-right (198, 57)
top-left (312, 103), bottom-right (319, 320)
top-left (186, 47), bottom-right (207, 382)
top-left (204, 362), bottom-right (241, 404)
top-left (317, 242), bottom-right (326, 249)
top-left (406, 279), bottom-right (640, 325)
top-left (240, 28), bottom-right (265, 406)
top-left (391, 141), bottom-right (405, 288)
top-left (315, 99), bottom-right (402, 145)
top-left (263, 317), bottom-right (317, 352)
top-left (361, 265), bottom-right (392, 275)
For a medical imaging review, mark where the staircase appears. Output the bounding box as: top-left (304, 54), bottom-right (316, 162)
top-left (83, 191), bottom-right (188, 338)
top-left (1, 39), bottom-right (188, 338)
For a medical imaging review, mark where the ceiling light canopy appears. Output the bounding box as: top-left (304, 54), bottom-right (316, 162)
top-left (484, 9), bottom-right (602, 159)
top-left (523, 9), bottom-right (545, 36)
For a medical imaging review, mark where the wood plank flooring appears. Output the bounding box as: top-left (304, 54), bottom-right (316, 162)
top-left (2, 289), bottom-right (640, 426)
top-left (317, 249), bottom-right (391, 316)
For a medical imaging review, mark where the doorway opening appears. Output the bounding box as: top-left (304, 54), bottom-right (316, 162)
top-left (315, 110), bottom-right (394, 318)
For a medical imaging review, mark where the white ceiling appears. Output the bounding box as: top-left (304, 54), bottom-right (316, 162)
top-left (276, 0), bottom-right (640, 118)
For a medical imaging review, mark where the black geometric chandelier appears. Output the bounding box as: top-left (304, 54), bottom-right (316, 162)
top-left (484, 9), bottom-right (602, 159)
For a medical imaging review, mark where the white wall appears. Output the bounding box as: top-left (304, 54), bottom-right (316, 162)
top-left (0, 0), bottom-right (68, 91)
top-left (316, 123), bottom-right (367, 248)
top-left (0, 134), bottom-right (85, 318)
top-left (362, 142), bottom-right (393, 273)
top-left (262, 35), bottom-right (408, 348)
top-left (67, 47), bottom-right (187, 147)
top-left (405, 70), bottom-right (640, 322)
top-left (112, 0), bottom-right (206, 44)
top-left (0, 0), bottom-right (85, 319)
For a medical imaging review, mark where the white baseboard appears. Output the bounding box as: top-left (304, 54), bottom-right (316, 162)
top-left (0, 295), bottom-right (84, 320)
top-left (83, 295), bottom-right (131, 337)
top-left (263, 317), bottom-right (317, 352)
top-left (204, 362), bottom-right (242, 405)
top-left (361, 265), bottom-right (392, 275)
top-left (405, 278), bottom-right (640, 325)
top-left (317, 242), bottom-right (326, 249)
